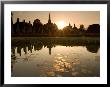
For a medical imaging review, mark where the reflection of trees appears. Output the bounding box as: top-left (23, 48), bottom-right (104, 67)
top-left (43, 54), bottom-right (81, 77)
top-left (11, 47), bottom-right (15, 55)
top-left (86, 45), bottom-right (99, 53)
top-left (17, 46), bottom-right (22, 56)
top-left (53, 54), bottom-right (72, 76)
top-left (23, 46), bottom-right (27, 54)
top-left (11, 47), bottom-right (17, 75)
top-left (11, 37), bottom-right (100, 56)
top-left (34, 42), bottom-right (43, 51)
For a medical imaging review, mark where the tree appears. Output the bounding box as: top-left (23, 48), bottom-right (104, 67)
top-left (86, 24), bottom-right (100, 33)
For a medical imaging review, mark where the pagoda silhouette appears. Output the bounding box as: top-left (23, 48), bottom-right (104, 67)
top-left (11, 12), bottom-right (100, 37)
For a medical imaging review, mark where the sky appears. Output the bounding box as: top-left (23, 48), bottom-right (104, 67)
top-left (12, 11), bottom-right (100, 29)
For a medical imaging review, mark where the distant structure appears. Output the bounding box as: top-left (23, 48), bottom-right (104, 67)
top-left (11, 12), bottom-right (100, 37)
top-left (12, 18), bottom-right (32, 34)
top-left (79, 24), bottom-right (85, 34)
top-left (48, 13), bottom-right (51, 24)
top-left (72, 24), bottom-right (79, 34)
top-left (33, 19), bottom-right (43, 34)
top-left (43, 13), bottom-right (58, 36)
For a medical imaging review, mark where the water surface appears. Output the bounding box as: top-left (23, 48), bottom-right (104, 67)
top-left (11, 37), bottom-right (100, 77)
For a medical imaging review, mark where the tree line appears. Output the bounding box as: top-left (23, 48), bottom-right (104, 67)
top-left (11, 18), bottom-right (100, 37)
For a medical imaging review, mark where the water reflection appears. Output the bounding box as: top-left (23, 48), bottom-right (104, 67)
top-left (53, 54), bottom-right (78, 77)
top-left (12, 37), bottom-right (99, 56)
top-left (86, 45), bottom-right (99, 53)
top-left (11, 37), bottom-right (100, 77)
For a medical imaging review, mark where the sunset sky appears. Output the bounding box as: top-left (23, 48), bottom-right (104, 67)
top-left (12, 11), bottom-right (100, 29)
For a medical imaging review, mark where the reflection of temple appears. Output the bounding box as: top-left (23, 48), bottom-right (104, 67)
top-left (11, 38), bottom-right (100, 56)
top-left (47, 45), bottom-right (52, 55)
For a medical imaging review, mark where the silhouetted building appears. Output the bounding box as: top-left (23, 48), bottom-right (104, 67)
top-left (13, 18), bottom-right (33, 34)
top-left (28, 21), bottom-right (32, 33)
top-left (43, 13), bottom-right (58, 36)
top-left (33, 19), bottom-right (43, 34)
top-left (63, 22), bottom-right (73, 34)
top-left (79, 24), bottom-right (85, 34)
top-left (11, 13), bottom-right (100, 37)
top-left (72, 24), bottom-right (79, 34)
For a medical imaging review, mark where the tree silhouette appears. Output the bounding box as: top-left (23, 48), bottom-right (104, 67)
top-left (11, 13), bottom-right (100, 37)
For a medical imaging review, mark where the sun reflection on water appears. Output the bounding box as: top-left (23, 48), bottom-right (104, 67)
top-left (11, 38), bottom-right (100, 77)
top-left (53, 54), bottom-right (71, 73)
top-left (39, 53), bottom-right (81, 77)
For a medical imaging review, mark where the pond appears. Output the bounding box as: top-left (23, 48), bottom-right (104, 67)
top-left (11, 37), bottom-right (100, 77)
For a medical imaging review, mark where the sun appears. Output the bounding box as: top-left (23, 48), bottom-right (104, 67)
top-left (57, 21), bottom-right (65, 29)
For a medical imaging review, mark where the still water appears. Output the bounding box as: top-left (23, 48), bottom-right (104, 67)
top-left (11, 37), bottom-right (100, 77)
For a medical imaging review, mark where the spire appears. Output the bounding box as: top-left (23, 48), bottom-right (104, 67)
top-left (29, 21), bottom-right (30, 24)
top-left (23, 19), bottom-right (25, 23)
top-left (74, 24), bottom-right (75, 27)
top-left (48, 13), bottom-right (51, 24)
top-left (17, 18), bottom-right (19, 23)
top-left (69, 22), bottom-right (72, 29)
top-left (69, 22), bottom-right (71, 26)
